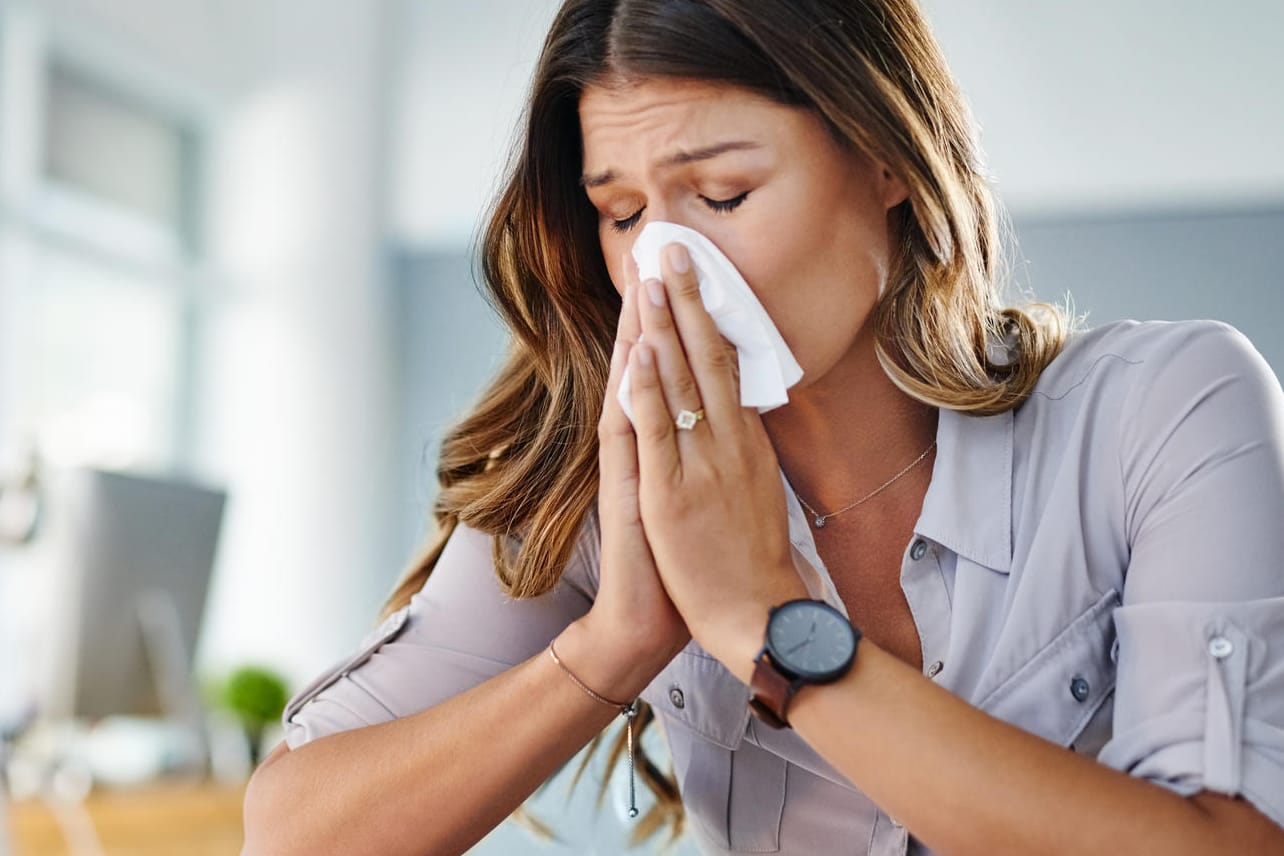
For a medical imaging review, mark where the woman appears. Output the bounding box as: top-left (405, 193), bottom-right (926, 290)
top-left (242, 1), bottom-right (1284, 854)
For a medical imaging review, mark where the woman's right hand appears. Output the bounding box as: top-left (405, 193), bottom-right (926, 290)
top-left (578, 258), bottom-right (690, 684)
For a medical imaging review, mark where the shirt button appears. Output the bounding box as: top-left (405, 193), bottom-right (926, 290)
top-left (889, 814), bottom-right (903, 829)
top-left (1208, 637), bottom-right (1234, 659)
top-left (1069, 676), bottom-right (1090, 702)
top-left (910, 539), bottom-right (929, 561)
top-left (926, 660), bottom-right (944, 679)
top-left (669, 687), bottom-right (686, 709)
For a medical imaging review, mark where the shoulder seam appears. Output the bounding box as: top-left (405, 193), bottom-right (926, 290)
top-left (1031, 352), bottom-right (1144, 402)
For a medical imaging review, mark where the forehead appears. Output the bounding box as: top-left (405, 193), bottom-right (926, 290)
top-left (578, 78), bottom-right (792, 159)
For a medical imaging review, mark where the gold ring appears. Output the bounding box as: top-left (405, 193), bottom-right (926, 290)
top-left (674, 408), bottom-right (706, 431)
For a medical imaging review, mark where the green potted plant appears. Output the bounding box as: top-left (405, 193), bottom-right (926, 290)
top-left (219, 665), bottom-right (289, 766)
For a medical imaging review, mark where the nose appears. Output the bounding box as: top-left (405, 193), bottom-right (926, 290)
top-left (636, 197), bottom-right (689, 234)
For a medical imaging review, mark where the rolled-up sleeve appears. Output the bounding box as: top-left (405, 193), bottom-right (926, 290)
top-left (283, 518), bottom-right (598, 748)
top-left (1098, 321), bottom-right (1284, 828)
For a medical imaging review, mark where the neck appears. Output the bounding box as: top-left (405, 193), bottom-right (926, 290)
top-left (762, 328), bottom-right (938, 513)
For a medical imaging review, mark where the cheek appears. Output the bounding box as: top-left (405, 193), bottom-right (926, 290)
top-left (709, 208), bottom-right (820, 318)
top-left (715, 210), bottom-right (879, 372)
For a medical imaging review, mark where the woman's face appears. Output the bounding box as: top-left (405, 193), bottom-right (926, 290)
top-left (579, 77), bottom-right (909, 387)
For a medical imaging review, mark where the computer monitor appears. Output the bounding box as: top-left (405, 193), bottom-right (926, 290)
top-left (38, 468), bottom-right (225, 721)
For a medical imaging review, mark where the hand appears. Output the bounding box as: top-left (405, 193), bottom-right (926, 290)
top-left (625, 243), bottom-right (807, 670)
top-left (580, 256), bottom-right (690, 684)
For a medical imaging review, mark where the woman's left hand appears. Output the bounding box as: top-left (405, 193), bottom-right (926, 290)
top-left (625, 243), bottom-right (808, 673)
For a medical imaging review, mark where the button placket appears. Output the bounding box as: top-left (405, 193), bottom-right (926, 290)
top-left (902, 536), bottom-right (950, 692)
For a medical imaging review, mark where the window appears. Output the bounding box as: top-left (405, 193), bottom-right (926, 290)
top-left (0, 6), bottom-right (206, 472)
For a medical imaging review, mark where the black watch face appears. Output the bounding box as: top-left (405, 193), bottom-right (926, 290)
top-left (766, 600), bottom-right (857, 682)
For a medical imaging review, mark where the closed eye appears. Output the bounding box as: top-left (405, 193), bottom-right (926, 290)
top-left (608, 192), bottom-right (750, 234)
top-left (704, 191), bottom-right (749, 213)
top-left (611, 208), bottom-right (644, 233)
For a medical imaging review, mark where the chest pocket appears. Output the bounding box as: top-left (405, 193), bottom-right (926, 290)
top-left (643, 642), bottom-right (787, 853)
top-left (977, 588), bottom-right (1120, 748)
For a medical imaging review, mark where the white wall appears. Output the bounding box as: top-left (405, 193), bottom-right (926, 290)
top-left (917, 0), bottom-right (1284, 217)
top-left (196, 0), bottom-right (400, 685)
top-left (388, 0), bottom-right (561, 250)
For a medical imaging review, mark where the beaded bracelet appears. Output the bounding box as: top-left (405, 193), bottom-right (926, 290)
top-left (548, 638), bottom-right (640, 818)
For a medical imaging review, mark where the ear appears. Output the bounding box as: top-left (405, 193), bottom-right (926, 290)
top-left (878, 165), bottom-right (910, 211)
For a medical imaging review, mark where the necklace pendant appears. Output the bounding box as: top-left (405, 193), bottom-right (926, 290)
top-left (813, 515), bottom-right (827, 529)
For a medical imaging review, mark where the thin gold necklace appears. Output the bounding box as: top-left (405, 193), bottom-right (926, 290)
top-left (793, 440), bottom-right (936, 529)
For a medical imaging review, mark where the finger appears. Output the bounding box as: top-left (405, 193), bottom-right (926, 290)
top-left (601, 268), bottom-right (641, 483)
top-left (606, 274), bottom-right (637, 397)
top-left (603, 253), bottom-right (642, 422)
top-left (659, 243), bottom-right (742, 429)
top-left (602, 295), bottom-right (633, 428)
top-left (628, 342), bottom-right (682, 487)
top-left (616, 253), bottom-right (642, 349)
top-left (598, 312), bottom-right (641, 515)
top-left (636, 276), bottom-right (708, 435)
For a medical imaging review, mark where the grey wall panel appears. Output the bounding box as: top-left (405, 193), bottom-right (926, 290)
top-left (392, 250), bottom-right (507, 559)
top-left (1011, 207), bottom-right (1284, 371)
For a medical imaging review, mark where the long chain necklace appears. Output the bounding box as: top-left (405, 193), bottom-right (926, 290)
top-left (794, 440), bottom-right (936, 529)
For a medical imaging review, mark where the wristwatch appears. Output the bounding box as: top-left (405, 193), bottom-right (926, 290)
top-left (749, 599), bottom-right (860, 729)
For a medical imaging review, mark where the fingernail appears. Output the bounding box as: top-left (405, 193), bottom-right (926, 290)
top-left (666, 243), bottom-right (690, 274)
top-left (636, 342), bottom-right (653, 366)
top-left (644, 278), bottom-right (666, 308)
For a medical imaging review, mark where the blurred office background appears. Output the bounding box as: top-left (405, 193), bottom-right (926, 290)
top-left (0, 0), bottom-right (1279, 853)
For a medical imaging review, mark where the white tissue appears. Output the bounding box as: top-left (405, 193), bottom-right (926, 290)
top-left (617, 222), bottom-right (803, 424)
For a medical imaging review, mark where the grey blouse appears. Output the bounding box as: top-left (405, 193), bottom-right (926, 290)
top-left (283, 319), bottom-right (1284, 854)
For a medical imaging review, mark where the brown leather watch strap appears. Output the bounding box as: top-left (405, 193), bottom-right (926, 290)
top-left (749, 649), bottom-right (799, 729)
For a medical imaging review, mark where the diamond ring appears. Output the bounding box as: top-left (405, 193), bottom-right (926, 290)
top-left (674, 408), bottom-right (706, 431)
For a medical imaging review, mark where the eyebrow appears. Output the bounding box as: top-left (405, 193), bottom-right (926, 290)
top-left (580, 140), bottom-right (763, 188)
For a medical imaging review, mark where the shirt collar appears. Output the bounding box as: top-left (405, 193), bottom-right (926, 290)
top-left (916, 406), bottom-right (1015, 573)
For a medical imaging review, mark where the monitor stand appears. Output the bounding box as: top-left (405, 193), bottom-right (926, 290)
top-left (4, 590), bottom-right (211, 856)
top-left (134, 588), bottom-right (210, 767)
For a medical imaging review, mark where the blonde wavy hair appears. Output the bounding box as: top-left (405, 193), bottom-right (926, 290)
top-left (384, 0), bottom-right (1065, 844)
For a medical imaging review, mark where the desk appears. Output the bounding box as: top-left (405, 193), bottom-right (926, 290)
top-left (9, 782), bottom-right (245, 856)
